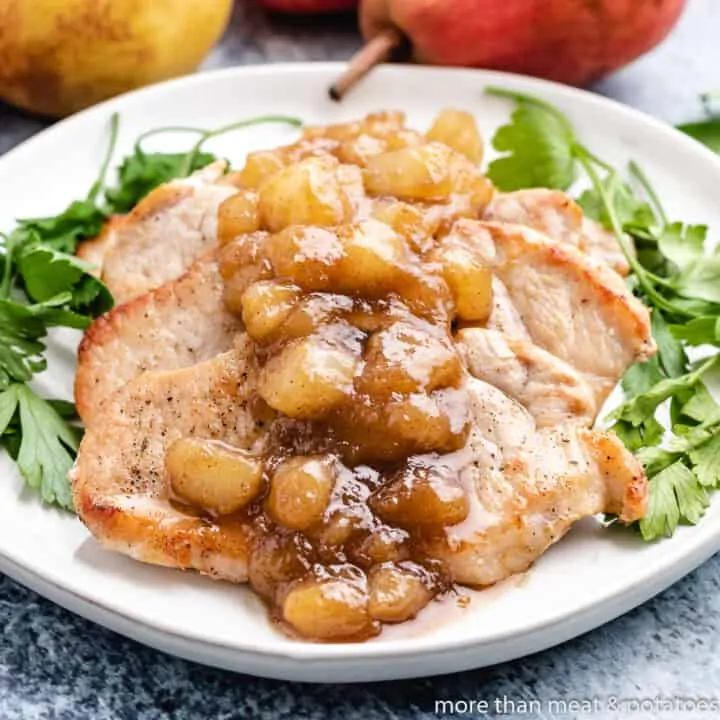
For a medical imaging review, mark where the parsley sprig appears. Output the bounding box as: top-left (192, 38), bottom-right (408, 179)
top-left (106, 114), bottom-right (301, 213)
top-left (0, 112), bottom-right (302, 510)
top-left (677, 92), bottom-right (720, 154)
top-left (486, 86), bottom-right (720, 540)
top-left (0, 114), bottom-right (118, 509)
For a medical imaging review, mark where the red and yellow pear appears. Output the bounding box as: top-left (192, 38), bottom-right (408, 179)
top-left (359, 0), bottom-right (687, 86)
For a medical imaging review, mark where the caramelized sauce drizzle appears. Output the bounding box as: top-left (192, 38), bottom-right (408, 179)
top-left (171, 111), bottom-right (494, 641)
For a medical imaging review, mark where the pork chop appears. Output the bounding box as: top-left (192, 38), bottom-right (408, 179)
top-left (75, 252), bottom-right (241, 426)
top-left (485, 189), bottom-right (631, 276)
top-left (101, 162), bottom-right (236, 304)
top-left (71, 343), bottom-right (262, 581)
top-left (76, 214), bottom-right (126, 277)
top-left (448, 220), bottom-right (655, 401)
top-left (75, 218), bottom-right (652, 422)
top-left (71, 350), bottom-right (645, 588)
top-left (456, 327), bottom-right (597, 427)
top-left (422, 379), bottom-right (646, 587)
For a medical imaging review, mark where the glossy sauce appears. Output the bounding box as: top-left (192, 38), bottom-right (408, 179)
top-left (168, 111), bottom-right (495, 641)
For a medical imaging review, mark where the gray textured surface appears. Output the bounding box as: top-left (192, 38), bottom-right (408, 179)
top-left (0, 1), bottom-right (719, 718)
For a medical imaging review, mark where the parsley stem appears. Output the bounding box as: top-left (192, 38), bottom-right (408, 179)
top-left (177, 114), bottom-right (303, 177)
top-left (575, 148), bottom-right (696, 318)
top-left (0, 231), bottom-right (14, 299)
top-left (574, 146), bottom-right (614, 174)
top-left (575, 149), bottom-right (635, 265)
top-left (133, 125), bottom-right (208, 154)
top-left (628, 160), bottom-right (668, 226)
top-left (87, 113), bottom-right (120, 204)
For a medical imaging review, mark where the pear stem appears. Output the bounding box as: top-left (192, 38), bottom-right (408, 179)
top-left (329, 29), bottom-right (402, 102)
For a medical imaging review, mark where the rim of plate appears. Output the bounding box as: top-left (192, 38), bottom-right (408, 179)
top-left (3, 62), bottom-right (720, 667)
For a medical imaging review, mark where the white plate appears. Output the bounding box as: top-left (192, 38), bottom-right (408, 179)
top-left (1, 63), bottom-right (720, 683)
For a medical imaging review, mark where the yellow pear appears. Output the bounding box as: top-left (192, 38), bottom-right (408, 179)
top-left (0, 0), bottom-right (233, 117)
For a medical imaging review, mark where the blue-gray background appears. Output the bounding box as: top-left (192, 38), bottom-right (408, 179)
top-left (0, 1), bottom-right (718, 717)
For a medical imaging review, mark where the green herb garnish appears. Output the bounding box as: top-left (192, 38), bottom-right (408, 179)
top-left (677, 92), bottom-right (720, 154)
top-left (106, 115), bottom-right (302, 213)
top-left (677, 121), bottom-right (720, 154)
top-left (0, 112), bottom-right (302, 510)
top-left (486, 86), bottom-right (720, 540)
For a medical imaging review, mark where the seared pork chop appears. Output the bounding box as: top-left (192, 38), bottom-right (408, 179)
top-left (72, 344), bottom-right (262, 581)
top-left (101, 162), bottom-right (236, 304)
top-left (457, 328), bottom-right (597, 427)
top-left (75, 252), bottom-right (240, 426)
top-left (485, 189), bottom-right (630, 276)
top-left (484, 277), bottom-right (532, 341)
top-left (71, 344), bottom-right (645, 587)
top-left (76, 215), bottom-right (126, 276)
top-left (583, 215), bottom-right (632, 276)
top-left (70, 109), bottom-right (654, 639)
top-left (76, 219), bottom-right (652, 423)
top-left (449, 220), bottom-right (654, 401)
top-left (423, 379), bottom-right (645, 586)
